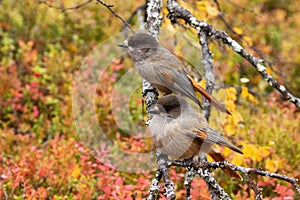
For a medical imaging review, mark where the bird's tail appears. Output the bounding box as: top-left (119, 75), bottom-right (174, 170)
top-left (208, 149), bottom-right (243, 180)
top-left (187, 75), bottom-right (231, 115)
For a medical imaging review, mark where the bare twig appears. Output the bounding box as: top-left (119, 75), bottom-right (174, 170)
top-left (199, 30), bottom-right (222, 198)
top-left (171, 158), bottom-right (231, 199)
top-left (40, 0), bottom-right (135, 33)
top-left (201, 154), bottom-right (230, 199)
top-left (197, 167), bottom-right (231, 200)
top-left (96, 0), bottom-right (135, 33)
top-left (213, 0), bottom-right (275, 72)
top-left (171, 159), bottom-right (300, 196)
top-left (38, 0), bottom-right (93, 12)
top-left (199, 31), bottom-right (215, 121)
top-left (147, 151), bottom-right (176, 200)
top-left (225, 0), bottom-right (257, 14)
top-left (158, 153), bottom-right (176, 200)
top-left (147, 170), bottom-right (162, 200)
top-left (244, 173), bottom-right (263, 200)
top-left (184, 168), bottom-right (194, 200)
top-left (166, 0), bottom-right (300, 108)
top-left (144, 1), bottom-right (177, 199)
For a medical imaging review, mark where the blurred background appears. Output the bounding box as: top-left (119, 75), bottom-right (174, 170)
top-left (0, 0), bottom-right (299, 199)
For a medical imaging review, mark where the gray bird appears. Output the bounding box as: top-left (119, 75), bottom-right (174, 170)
top-left (119, 33), bottom-right (230, 114)
top-left (148, 94), bottom-right (243, 180)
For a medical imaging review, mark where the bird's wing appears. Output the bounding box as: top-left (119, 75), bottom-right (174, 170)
top-left (147, 48), bottom-right (230, 114)
top-left (152, 64), bottom-right (201, 106)
top-left (191, 127), bottom-right (243, 154)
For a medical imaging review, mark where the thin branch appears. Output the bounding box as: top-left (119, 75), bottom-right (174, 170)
top-left (197, 167), bottom-right (231, 200)
top-left (244, 173), bottom-right (263, 200)
top-left (96, 0), bottom-right (135, 33)
top-left (38, 0), bottom-right (93, 12)
top-left (225, 0), bottom-right (257, 14)
top-left (147, 169), bottom-right (162, 200)
top-left (147, 150), bottom-right (176, 200)
top-left (199, 30), bottom-right (214, 121)
top-left (166, 0), bottom-right (300, 108)
top-left (171, 158), bottom-right (231, 199)
top-left (213, 0), bottom-right (275, 72)
top-left (184, 168), bottom-right (194, 200)
top-left (158, 152), bottom-right (176, 200)
top-left (195, 32), bottom-right (218, 184)
top-left (214, 0), bottom-right (286, 85)
top-left (199, 154), bottom-right (230, 199)
top-left (39, 0), bottom-right (135, 33)
top-left (144, 1), bottom-right (186, 198)
top-left (212, 161), bottom-right (300, 194)
top-left (144, 1), bottom-right (169, 200)
top-left (171, 159), bottom-right (300, 196)
top-left (145, 0), bottom-right (163, 37)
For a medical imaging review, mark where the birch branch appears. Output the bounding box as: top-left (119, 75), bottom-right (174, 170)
top-left (167, 0), bottom-right (300, 108)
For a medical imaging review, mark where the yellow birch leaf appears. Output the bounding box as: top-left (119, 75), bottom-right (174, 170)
top-left (215, 88), bottom-right (226, 99)
top-left (248, 93), bottom-right (258, 104)
top-left (242, 143), bottom-right (255, 158)
top-left (224, 120), bottom-right (236, 136)
top-left (226, 87), bottom-right (237, 101)
top-left (222, 146), bottom-right (231, 157)
top-left (260, 146), bottom-right (271, 158)
top-left (225, 100), bottom-right (235, 111)
top-left (265, 158), bottom-right (278, 172)
top-left (266, 67), bottom-right (272, 74)
top-left (199, 79), bottom-right (206, 89)
top-left (206, 5), bottom-right (219, 17)
top-left (250, 190), bottom-right (256, 200)
top-left (241, 86), bottom-right (258, 104)
top-left (232, 154), bottom-right (245, 166)
top-left (207, 154), bottom-right (214, 162)
top-left (196, 1), bottom-right (210, 8)
top-left (266, 154), bottom-right (283, 172)
top-left (241, 86), bottom-right (249, 99)
top-left (243, 36), bottom-right (253, 46)
top-left (243, 143), bottom-right (264, 162)
top-left (233, 27), bottom-right (244, 35)
top-left (72, 164), bottom-right (81, 178)
top-left (232, 111), bottom-right (244, 125)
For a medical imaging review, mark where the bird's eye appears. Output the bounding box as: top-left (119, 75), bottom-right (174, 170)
top-left (164, 106), bottom-right (172, 111)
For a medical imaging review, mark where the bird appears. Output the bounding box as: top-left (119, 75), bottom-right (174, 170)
top-left (148, 94), bottom-right (243, 180)
top-left (118, 32), bottom-right (230, 114)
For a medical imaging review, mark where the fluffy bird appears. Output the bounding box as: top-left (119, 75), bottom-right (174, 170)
top-left (148, 95), bottom-right (243, 180)
top-left (119, 33), bottom-right (230, 114)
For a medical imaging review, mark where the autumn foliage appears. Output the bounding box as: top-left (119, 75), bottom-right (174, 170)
top-left (0, 0), bottom-right (300, 199)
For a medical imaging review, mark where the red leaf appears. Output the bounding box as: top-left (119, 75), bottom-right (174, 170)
top-left (33, 106), bottom-right (39, 117)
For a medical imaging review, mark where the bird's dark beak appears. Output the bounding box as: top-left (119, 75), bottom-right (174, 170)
top-left (118, 39), bottom-right (128, 48)
top-left (148, 106), bottom-right (160, 115)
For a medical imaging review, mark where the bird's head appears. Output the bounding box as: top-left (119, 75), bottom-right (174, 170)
top-left (119, 33), bottom-right (159, 50)
top-left (149, 95), bottom-right (189, 118)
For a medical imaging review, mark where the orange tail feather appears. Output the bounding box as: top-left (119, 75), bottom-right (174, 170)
top-left (187, 75), bottom-right (231, 115)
